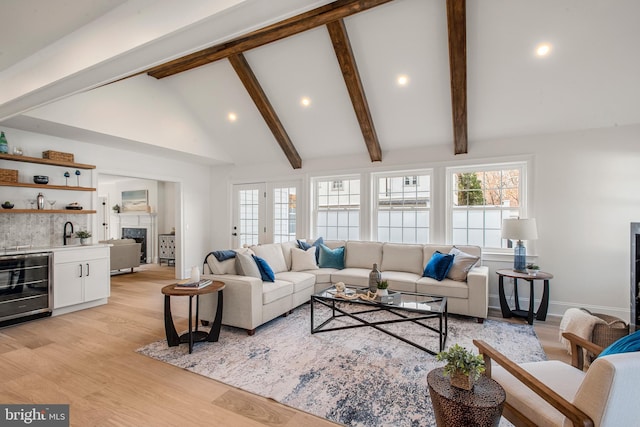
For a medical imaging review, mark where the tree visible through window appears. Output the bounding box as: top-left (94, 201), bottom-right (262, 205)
top-left (451, 166), bottom-right (523, 249)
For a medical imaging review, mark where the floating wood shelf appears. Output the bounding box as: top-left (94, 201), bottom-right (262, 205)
top-left (0, 209), bottom-right (96, 214)
top-left (0, 153), bottom-right (95, 169)
top-left (0, 182), bottom-right (95, 191)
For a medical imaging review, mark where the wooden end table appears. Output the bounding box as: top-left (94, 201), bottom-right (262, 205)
top-left (161, 281), bottom-right (225, 354)
top-left (427, 367), bottom-right (505, 427)
top-left (496, 269), bottom-right (553, 325)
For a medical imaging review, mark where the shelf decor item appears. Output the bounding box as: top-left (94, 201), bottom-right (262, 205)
top-left (42, 150), bottom-right (74, 163)
top-left (1, 201), bottom-right (14, 209)
top-left (436, 344), bottom-right (485, 390)
top-left (75, 230), bottom-right (92, 245)
top-left (33, 175), bottom-right (49, 184)
top-left (36, 192), bottom-right (45, 210)
top-left (64, 171), bottom-right (70, 186)
top-left (0, 131), bottom-right (8, 154)
top-left (0, 168), bottom-right (18, 183)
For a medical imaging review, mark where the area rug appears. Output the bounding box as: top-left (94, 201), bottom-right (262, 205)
top-left (137, 303), bottom-right (546, 427)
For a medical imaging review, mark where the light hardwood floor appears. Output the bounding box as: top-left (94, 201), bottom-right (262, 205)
top-left (0, 265), bottom-right (567, 426)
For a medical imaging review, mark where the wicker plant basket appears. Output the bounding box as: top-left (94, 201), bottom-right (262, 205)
top-left (0, 168), bottom-right (18, 183)
top-left (42, 150), bottom-right (74, 163)
top-left (585, 311), bottom-right (629, 362)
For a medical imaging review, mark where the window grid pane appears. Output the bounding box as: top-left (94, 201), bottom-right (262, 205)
top-left (239, 189), bottom-right (259, 247)
top-left (273, 187), bottom-right (296, 243)
top-left (451, 167), bottom-right (522, 249)
top-left (376, 174), bottom-right (430, 243)
top-left (315, 178), bottom-right (360, 239)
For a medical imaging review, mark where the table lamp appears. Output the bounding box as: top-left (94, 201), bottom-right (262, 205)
top-left (502, 218), bottom-right (538, 272)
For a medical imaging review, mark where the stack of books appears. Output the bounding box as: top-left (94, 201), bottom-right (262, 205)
top-left (175, 278), bottom-right (212, 289)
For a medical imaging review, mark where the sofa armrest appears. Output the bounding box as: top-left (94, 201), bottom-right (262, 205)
top-left (198, 273), bottom-right (264, 331)
top-left (466, 266), bottom-right (489, 319)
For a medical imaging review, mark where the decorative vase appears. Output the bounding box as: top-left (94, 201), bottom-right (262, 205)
top-left (191, 266), bottom-right (201, 282)
top-left (80, 238), bottom-right (88, 245)
top-left (369, 263), bottom-right (381, 293)
top-left (450, 370), bottom-right (474, 390)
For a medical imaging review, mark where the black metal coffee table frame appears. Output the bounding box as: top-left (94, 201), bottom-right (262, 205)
top-left (311, 289), bottom-right (447, 355)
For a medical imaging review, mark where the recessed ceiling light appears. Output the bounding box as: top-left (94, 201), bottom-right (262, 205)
top-left (535, 43), bottom-right (552, 57)
top-left (300, 97), bottom-right (311, 107)
top-left (227, 112), bottom-right (237, 122)
top-left (397, 75), bottom-right (409, 86)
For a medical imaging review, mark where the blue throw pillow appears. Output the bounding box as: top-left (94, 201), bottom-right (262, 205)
top-left (318, 244), bottom-right (345, 269)
top-left (212, 250), bottom-right (236, 262)
top-left (252, 255), bottom-right (275, 282)
top-left (598, 330), bottom-right (640, 357)
top-left (423, 251), bottom-right (455, 281)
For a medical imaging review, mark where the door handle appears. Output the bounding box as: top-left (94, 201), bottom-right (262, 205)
top-left (232, 233), bottom-right (238, 236)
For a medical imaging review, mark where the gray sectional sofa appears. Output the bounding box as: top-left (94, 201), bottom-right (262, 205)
top-left (199, 240), bottom-right (489, 335)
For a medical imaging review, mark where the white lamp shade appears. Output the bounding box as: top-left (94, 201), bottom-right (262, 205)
top-left (502, 218), bottom-right (538, 240)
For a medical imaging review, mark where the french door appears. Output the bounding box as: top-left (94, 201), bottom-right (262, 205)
top-left (232, 181), bottom-right (300, 248)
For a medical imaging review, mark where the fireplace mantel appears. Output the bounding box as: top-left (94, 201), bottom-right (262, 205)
top-left (112, 213), bottom-right (158, 263)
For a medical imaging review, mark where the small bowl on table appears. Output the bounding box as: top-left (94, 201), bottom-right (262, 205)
top-left (1, 202), bottom-right (14, 209)
top-left (33, 175), bottom-right (49, 184)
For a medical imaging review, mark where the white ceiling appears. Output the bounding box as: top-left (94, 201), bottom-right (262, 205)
top-left (0, 0), bottom-right (638, 168)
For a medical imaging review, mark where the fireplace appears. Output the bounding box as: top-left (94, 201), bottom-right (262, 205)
top-left (122, 228), bottom-right (147, 264)
top-left (631, 223), bottom-right (640, 332)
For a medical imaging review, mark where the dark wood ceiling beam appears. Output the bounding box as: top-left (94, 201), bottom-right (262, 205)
top-left (147, 0), bottom-right (394, 79)
top-left (327, 19), bottom-right (382, 162)
top-left (446, 0), bottom-right (468, 155)
top-left (228, 53), bottom-right (302, 169)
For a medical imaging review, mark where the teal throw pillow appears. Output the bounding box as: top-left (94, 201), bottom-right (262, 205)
top-left (252, 255), bottom-right (275, 282)
top-left (598, 330), bottom-right (640, 357)
top-left (423, 251), bottom-right (455, 281)
top-left (318, 244), bottom-right (345, 269)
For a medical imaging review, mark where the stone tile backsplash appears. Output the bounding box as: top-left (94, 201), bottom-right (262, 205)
top-left (0, 214), bottom-right (89, 249)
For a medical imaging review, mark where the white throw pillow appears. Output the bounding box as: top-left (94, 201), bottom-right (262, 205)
top-left (447, 247), bottom-right (480, 281)
top-left (291, 247), bottom-right (319, 271)
top-left (235, 251), bottom-right (261, 279)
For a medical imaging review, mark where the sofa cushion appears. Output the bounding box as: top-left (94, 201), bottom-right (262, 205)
top-left (381, 243), bottom-right (424, 275)
top-left (275, 271), bottom-right (315, 292)
top-left (345, 241), bottom-right (383, 269)
top-left (423, 251), bottom-right (454, 281)
top-left (318, 244), bottom-right (345, 269)
top-left (303, 268), bottom-right (337, 284)
top-left (298, 237), bottom-right (324, 262)
top-left (280, 240), bottom-right (299, 270)
top-left (252, 243), bottom-right (288, 273)
top-left (447, 247), bottom-right (480, 281)
top-left (235, 251), bottom-right (261, 279)
top-left (331, 268), bottom-right (371, 287)
top-left (253, 255), bottom-right (275, 282)
top-left (207, 254), bottom-right (237, 275)
top-left (380, 271), bottom-right (420, 293)
top-left (291, 247), bottom-right (319, 271)
top-left (262, 280), bottom-right (294, 304)
top-left (416, 277), bottom-right (469, 299)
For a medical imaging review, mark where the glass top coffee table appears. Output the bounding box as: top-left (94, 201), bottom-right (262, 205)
top-left (311, 286), bottom-right (447, 355)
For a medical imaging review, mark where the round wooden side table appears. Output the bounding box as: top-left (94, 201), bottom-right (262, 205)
top-left (427, 367), bottom-right (505, 427)
top-left (496, 269), bottom-right (553, 325)
top-left (161, 281), bottom-right (225, 354)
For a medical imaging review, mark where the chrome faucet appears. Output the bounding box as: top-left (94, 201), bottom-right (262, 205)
top-left (63, 221), bottom-right (74, 245)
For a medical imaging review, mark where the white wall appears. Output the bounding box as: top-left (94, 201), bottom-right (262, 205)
top-left (2, 127), bottom-right (212, 279)
top-left (209, 124), bottom-right (640, 322)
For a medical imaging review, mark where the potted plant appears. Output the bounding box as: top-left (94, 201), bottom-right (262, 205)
top-left (436, 344), bottom-right (485, 390)
top-left (377, 280), bottom-right (389, 296)
top-left (526, 263), bottom-right (540, 276)
top-left (75, 230), bottom-right (92, 245)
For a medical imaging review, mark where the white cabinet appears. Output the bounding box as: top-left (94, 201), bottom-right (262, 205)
top-left (53, 246), bottom-right (110, 309)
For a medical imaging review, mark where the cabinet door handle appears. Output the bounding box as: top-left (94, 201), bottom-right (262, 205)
top-left (86, 263), bottom-right (90, 276)
top-left (79, 264), bottom-right (83, 278)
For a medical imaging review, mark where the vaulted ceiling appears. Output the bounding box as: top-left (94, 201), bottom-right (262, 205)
top-left (0, 0), bottom-right (639, 168)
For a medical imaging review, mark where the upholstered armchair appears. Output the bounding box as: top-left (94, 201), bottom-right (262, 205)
top-left (474, 333), bottom-right (639, 427)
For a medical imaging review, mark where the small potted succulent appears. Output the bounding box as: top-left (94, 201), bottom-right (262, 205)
top-left (377, 280), bottom-right (389, 296)
top-left (436, 344), bottom-right (485, 390)
top-left (526, 263), bottom-right (540, 276)
top-left (75, 230), bottom-right (92, 245)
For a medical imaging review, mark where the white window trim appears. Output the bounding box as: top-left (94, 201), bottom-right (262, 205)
top-left (310, 174), bottom-right (363, 241)
top-left (445, 161), bottom-right (530, 253)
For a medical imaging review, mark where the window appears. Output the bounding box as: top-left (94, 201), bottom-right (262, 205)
top-left (374, 172), bottom-right (431, 243)
top-left (273, 186), bottom-right (296, 243)
top-left (449, 163), bottom-right (525, 249)
top-left (314, 177), bottom-right (360, 240)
